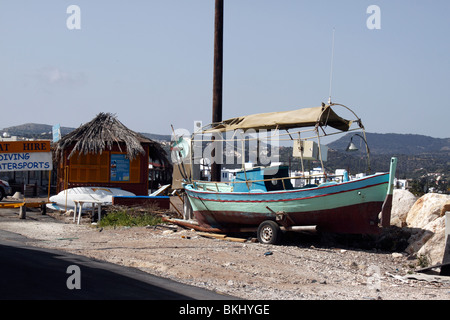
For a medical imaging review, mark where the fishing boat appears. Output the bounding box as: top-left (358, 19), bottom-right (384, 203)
top-left (171, 102), bottom-right (397, 244)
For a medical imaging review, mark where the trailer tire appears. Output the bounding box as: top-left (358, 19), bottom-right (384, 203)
top-left (257, 220), bottom-right (281, 245)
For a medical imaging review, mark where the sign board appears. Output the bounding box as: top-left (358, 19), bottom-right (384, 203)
top-left (292, 140), bottom-right (328, 161)
top-left (52, 124), bottom-right (61, 142)
top-left (292, 140), bottom-right (318, 160)
top-left (0, 140), bottom-right (52, 172)
top-left (110, 153), bottom-right (130, 181)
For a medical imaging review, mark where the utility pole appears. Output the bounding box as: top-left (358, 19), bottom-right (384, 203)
top-left (211, 0), bottom-right (223, 182)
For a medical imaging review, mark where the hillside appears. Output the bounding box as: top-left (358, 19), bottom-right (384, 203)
top-left (328, 132), bottom-right (450, 155)
top-left (1, 123), bottom-right (171, 143)
top-left (2, 123), bottom-right (448, 180)
top-left (1, 123), bottom-right (74, 139)
top-left (323, 132), bottom-right (449, 180)
top-left (6, 123), bottom-right (447, 156)
top-left (280, 132), bottom-right (449, 181)
top-left (139, 132), bottom-right (171, 143)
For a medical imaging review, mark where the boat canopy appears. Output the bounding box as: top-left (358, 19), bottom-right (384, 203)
top-left (202, 104), bottom-right (353, 133)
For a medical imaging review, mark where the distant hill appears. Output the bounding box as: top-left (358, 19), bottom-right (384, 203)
top-left (2, 123), bottom-right (448, 178)
top-left (139, 132), bottom-right (171, 143)
top-left (328, 132), bottom-right (450, 155)
top-left (1, 123), bottom-right (74, 139)
top-left (280, 132), bottom-right (449, 179)
top-left (1, 123), bottom-right (172, 143)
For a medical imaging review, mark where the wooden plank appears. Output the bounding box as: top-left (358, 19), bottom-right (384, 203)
top-left (196, 231), bottom-right (247, 243)
top-left (24, 202), bottom-right (49, 208)
top-left (223, 236), bottom-right (247, 243)
top-left (0, 201), bottom-right (50, 209)
top-left (0, 202), bottom-right (24, 208)
top-left (197, 232), bottom-right (226, 239)
top-left (2, 202), bottom-right (49, 208)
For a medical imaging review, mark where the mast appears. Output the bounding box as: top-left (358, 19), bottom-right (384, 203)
top-left (328, 28), bottom-right (335, 104)
top-left (211, 0), bottom-right (224, 182)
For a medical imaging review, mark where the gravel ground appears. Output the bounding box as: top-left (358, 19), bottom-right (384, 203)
top-left (1, 204), bottom-right (449, 300)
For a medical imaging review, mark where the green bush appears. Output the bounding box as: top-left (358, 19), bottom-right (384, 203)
top-left (98, 209), bottom-right (163, 228)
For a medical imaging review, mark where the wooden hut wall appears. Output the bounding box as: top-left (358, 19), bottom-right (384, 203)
top-left (57, 143), bottom-right (149, 195)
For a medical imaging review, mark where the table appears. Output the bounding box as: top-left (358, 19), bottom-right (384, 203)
top-left (73, 200), bottom-right (104, 225)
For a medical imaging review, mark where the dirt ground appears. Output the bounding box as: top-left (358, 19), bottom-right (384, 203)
top-left (1, 197), bottom-right (449, 300)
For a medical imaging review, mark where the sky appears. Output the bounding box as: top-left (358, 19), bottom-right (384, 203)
top-left (0, 1), bottom-right (449, 139)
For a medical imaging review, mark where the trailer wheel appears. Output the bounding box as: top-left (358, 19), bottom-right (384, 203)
top-left (257, 220), bottom-right (281, 245)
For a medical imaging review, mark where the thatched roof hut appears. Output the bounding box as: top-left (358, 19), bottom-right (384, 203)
top-left (55, 112), bottom-right (169, 165)
top-left (54, 112), bottom-right (171, 195)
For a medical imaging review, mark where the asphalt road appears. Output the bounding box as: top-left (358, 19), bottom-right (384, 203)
top-left (0, 230), bottom-right (234, 300)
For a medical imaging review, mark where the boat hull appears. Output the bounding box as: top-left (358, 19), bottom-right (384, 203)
top-left (184, 173), bottom-right (390, 234)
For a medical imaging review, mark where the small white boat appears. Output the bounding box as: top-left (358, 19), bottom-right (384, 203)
top-left (47, 187), bottom-right (135, 211)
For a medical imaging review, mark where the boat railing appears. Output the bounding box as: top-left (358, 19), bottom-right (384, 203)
top-left (191, 173), bottom-right (345, 192)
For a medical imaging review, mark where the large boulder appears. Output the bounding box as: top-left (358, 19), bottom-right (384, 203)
top-left (390, 189), bottom-right (417, 227)
top-left (406, 193), bottom-right (449, 228)
top-left (404, 193), bottom-right (450, 265)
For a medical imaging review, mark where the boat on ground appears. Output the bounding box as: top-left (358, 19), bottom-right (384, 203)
top-left (171, 103), bottom-right (397, 244)
top-left (47, 186), bottom-right (135, 212)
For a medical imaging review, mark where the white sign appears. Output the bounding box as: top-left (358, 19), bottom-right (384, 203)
top-left (0, 140), bottom-right (53, 172)
top-left (0, 152), bottom-right (53, 172)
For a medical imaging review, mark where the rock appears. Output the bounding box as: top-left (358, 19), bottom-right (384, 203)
top-left (417, 217), bottom-right (447, 263)
top-left (441, 202), bottom-right (450, 216)
top-left (391, 190), bottom-right (417, 227)
top-left (64, 209), bottom-right (74, 217)
top-left (405, 193), bottom-right (450, 265)
top-left (407, 216), bottom-right (446, 265)
top-left (406, 193), bottom-right (449, 229)
top-left (12, 192), bottom-right (23, 200)
top-left (391, 252), bottom-right (403, 259)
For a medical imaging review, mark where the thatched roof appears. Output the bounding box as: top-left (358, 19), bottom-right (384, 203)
top-left (55, 113), bottom-right (169, 165)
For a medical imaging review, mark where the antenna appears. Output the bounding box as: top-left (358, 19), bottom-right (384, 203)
top-left (328, 28), bottom-right (336, 105)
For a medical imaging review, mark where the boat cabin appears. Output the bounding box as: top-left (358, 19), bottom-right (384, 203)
top-left (232, 166), bottom-right (293, 192)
